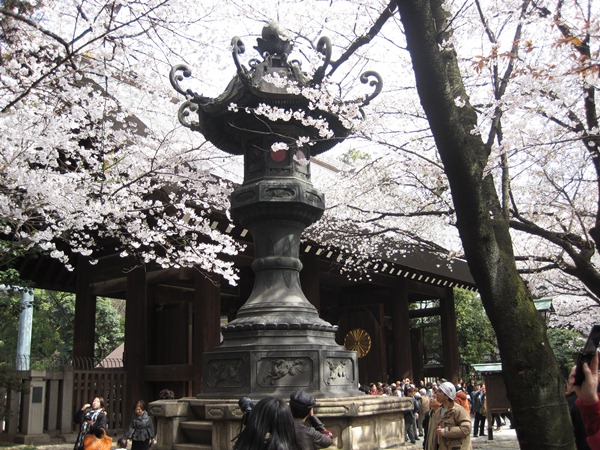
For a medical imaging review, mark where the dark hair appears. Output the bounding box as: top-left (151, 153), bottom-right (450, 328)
top-left (134, 400), bottom-right (146, 411)
top-left (233, 397), bottom-right (300, 450)
top-left (94, 396), bottom-right (106, 409)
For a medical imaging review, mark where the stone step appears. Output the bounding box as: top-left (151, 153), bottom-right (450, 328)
top-left (180, 420), bottom-right (212, 445)
top-left (180, 420), bottom-right (212, 431)
top-left (173, 444), bottom-right (212, 450)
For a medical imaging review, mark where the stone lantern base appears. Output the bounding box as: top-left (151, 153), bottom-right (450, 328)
top-left (201, 328), bottom-right (359, 399)
top-left (150, 395), bottom-right (412, 450)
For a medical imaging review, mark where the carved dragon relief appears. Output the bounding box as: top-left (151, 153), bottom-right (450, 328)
top-left (208, 360), bottom-right (242, 386)
top-left (325, 359), bottom-right (351, 385)
top-left (262, 359), bottom-right (307, 385)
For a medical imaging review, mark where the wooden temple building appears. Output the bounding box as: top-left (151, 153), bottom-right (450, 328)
top-left (13, 211), bottom-right (475, 413)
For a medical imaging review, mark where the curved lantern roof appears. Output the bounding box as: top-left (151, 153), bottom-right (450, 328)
top-left (169, 22), bottom-right (382, 157)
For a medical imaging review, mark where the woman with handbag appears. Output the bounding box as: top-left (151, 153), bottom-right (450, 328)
top-left (123, 400), bottom-right (156, 450)
top-left (74, 396), bottom-right (109, 450)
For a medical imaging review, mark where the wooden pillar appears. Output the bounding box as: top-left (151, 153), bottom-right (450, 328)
top-left (391, 282), bottom-right (412, 380)
top-left (440, 287), bottom-right (460, 382)
top-left (376, 303), bottom-right (388, 381)
top-left (300, 253), bottom-right (320, 310)
top-left (125, 266), bottom-right (148, 409)
top-left (73, 256), bottom-right (96, 362)
top-left (192, 271), bottom-right (221, 394)
top-left (60, 368), bottom-right (74, 434)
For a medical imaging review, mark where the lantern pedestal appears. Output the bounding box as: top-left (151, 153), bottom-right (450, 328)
top-left (202, 176), bottom-right (359, 398)
top-left (169, 17), bottom-right (383, 405)
top-left (150, 395), bottom-right (411, 450)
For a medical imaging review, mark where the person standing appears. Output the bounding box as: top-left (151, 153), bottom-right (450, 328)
top-left (123, 400), bottom-right (155, 450)
top-left (425, 381), bottom-right (472, 450)
top-left (289, 391), bottom-right (333, 449)
top-left (455, 387), bottom-right (471, 416)
top-left (567, 382), bottom-right (592, 450)
top-left (568, 350), bottom-right (600, 450)
top-left (73, 396), bottom-right (108, 450)
top-left (405, 387), bottom-right (421, 444)
top-left (471, 383), bottom-right (486, 437)
top-left (423, 397), bottom-right (440, 449)
top-left (418, 388), bottom-right (431, 437)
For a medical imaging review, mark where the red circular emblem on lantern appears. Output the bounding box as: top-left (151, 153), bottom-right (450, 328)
top-left (271, 150), bottom-right (287, 162)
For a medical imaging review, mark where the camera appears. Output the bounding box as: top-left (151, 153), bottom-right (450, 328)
top-left (238, 397), bottom-right (255, 428)
top-left (309, 415), bottom-right (333, 438)
top-left (309, 415), bottom-right (326, 432)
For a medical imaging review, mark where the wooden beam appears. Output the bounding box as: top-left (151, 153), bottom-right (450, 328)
top-left (143, 364), bottom-right (194, 382)
top-left (90, 268), bottom-right (199, 296)
top-left (408, 307), bottom-right (441, 318)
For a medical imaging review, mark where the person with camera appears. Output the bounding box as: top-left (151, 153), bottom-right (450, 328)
top-left (233, 396), bottom-right (300, 450)
top-left (569, 349), bottom-right (600, 450)
top-left (289, 391), bottom-right (333, 449)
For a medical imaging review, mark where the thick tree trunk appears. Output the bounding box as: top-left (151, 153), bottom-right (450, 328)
top-left (396, 1), bottom-right (575, 449)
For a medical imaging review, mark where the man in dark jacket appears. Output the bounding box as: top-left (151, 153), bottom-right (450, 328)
top-left (471, 383), bottom-right (487, 437)
top-left (289, 391), bottom-right (334, 449)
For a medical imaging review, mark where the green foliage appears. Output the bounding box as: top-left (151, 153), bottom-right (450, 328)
top-left (0, 289), bottom-right (124, 368)
top-left (340, 148), bottom-right (371, 165)
top-left (0, 288), bottom-right (27, 317)
top-left (454, 288), bottom-right (500, 365)
top-left (0, 235), bottom-right (30, 288)
top-left (0, 345), bottom-right (24, 425)
top-left (94, 297), bottom-right (125, 361)
top-left (453, 289), bottom-right (582, 378)
top-left (546, 327), bottom-right (585, 377)
top-left (0, 289), bottom-right (123, 420)
top-left (410, 300), bottom-right (443, 366)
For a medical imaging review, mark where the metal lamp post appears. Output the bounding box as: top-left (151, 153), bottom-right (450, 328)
top-left (170, 22), bottom-right (381, 398)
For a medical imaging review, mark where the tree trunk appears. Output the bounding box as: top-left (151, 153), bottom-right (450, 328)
top-left (396, 0), bottom-right (575, 449)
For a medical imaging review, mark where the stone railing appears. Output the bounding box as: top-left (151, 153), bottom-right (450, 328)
top-left (150, 394), bottom-right (412, 450)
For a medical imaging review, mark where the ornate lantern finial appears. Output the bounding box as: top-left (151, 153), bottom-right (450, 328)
top-left (254, 21), bottom-right (293, 57)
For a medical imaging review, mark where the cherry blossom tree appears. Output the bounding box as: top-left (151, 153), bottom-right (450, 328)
top-left (312, 0), bottom-right (600, 314)
top-left (2, 0), bottom-right (598, 446)
top-left (0, 0), bottom-right (244, 283)
top-left (391, 0), bottom-right (594, 447)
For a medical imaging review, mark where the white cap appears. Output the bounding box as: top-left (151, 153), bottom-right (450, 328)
top-left (438, 381), bottom-right (456, 401)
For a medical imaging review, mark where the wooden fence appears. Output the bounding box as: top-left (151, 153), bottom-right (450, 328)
top-left (72, 368), bottom-right (127, 432)
top-left (1, 361), bottom-right (126, 445)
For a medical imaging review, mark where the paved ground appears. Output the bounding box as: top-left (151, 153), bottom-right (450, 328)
top-left (0, 426), bottom-right (520, 450)
top-left (402, 426), bottom-right (519, 450)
